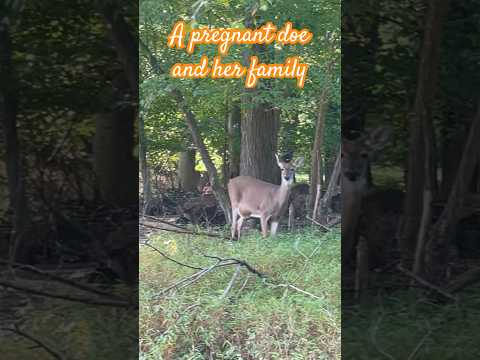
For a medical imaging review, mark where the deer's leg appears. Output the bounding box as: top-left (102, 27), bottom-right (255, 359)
top-left (260, 216), bottom-right (268, 237)
top-left (231, 208), bottom-right (239, 240)
top-left (236, 216), bottom-right (245, 240)
top-left (270, 221), bottom-right (279, 236)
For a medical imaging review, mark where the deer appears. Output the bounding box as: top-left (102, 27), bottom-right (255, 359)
top-left (342, 126), bottom-right (404, 267)
top-left (228, 155), bottom-right (304, 240)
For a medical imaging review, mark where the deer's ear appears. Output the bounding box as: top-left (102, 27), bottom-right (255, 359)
top-left (293, 156), bottom-right (304, 168)
top-left (275, 154), bottom-right (283, 168)
top-left (367, 126), bottom-right (392, 150)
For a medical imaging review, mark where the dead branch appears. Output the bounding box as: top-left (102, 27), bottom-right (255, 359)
top-left (202, 254), bottom-right (266, 278)
top-left (0, 259), bottom-right (122, 300)
top-left (221, 265), bottom-right (241, 299)
top-left (0, 280), bottom-right (133, 308)
top-left (397, 265), bottom-right (457, 301)
top-left (140, 221), bottom-right (228, 239)
top-left (1, 324), bottom-right (64, 360)
top-left (141, 215), bottom-right (190, 231)
top-left (141, 242), bottom-right (203, 270)
top-left (446, 267), bottom-right (480, 293)
top-left (306, 216), bottom-right (331, 231)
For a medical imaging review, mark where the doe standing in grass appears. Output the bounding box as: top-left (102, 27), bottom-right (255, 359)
top-left (228, 154), bottom-right (304, 240)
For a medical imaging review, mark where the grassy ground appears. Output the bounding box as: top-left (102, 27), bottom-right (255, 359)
top-left (343, 287), bottom-right (480, 359)
top-left (140, 227), bottom-right (340, 359)
top-left (0, 283), bottom-right (137, 359)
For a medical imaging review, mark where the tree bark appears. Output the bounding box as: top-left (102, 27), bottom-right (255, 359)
top-left (94, 103), bottom-right (137, 208)
top-left (139, 113), bottom-right (152, 215)
top-left (240, 99), bottom-right (280, 184)
top-left (178, 149), bottom-right (200, 192)
top-left (412, 0), bottom-right (449, 275)
top-left (0, 18), bottom-right (32, 262)
top-left (100, 3), bottom-right (138, 99)
top-left (173, 90), bottom-right (232, 224)
top-left (227, 103), bottom-right (241, 179)
top-left (425, 101), bottom-right (480, 283)
top-left (309, 90), bottom-right (328, 214)
top-left (399, 0), bottom-right (448, 266)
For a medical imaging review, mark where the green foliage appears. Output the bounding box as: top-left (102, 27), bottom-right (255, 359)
top-left (140, 228), bottom-right (340, 359)
top-left (140, 0), bottom-right (341, 180)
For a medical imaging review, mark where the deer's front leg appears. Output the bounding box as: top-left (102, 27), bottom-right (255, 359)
top-left (270, 221), bottom-right (279, 236)
top-left (260, 216), bottom-right (269, 237)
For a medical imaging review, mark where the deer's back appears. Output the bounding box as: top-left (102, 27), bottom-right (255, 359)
top-left (228, 176), bottom-right (278, 213)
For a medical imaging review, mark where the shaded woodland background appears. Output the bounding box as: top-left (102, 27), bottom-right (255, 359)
top-left (0, 1), bottom-right (138, 358)
top-left (342, 0), bottom-right (480, 357)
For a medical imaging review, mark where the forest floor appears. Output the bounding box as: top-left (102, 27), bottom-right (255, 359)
top-left (343, 285), bottom-right (480, 359)
top-left (0, 280), bottom-right (137, 359)
top-left (140, 226), bottom-right (340, 359)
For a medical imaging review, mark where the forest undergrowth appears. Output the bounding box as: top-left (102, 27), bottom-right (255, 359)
top-left (140, 227), bottom-right (340, 359)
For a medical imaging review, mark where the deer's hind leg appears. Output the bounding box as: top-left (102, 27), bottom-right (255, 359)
top-left (231, 207), bottom-right (239, 240)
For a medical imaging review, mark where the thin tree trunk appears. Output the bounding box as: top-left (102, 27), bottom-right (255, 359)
top-left (173, 90), bottom-right (232, 224)
top-left (320, 147), bottom-right (341, 223)
top-left (227, 103), bottom-right (241, 179)
top-left (309, 90), bottom-right (328, 214)
top-left (425, 101), bottom-right (480, 283)
top-left (139, 113), bottom-right (151, 215)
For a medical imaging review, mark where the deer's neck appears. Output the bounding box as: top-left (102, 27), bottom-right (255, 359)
top-left (274, 179), bottom-right (292, 206)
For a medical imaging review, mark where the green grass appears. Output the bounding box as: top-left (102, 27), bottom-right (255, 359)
top-left (0, 284), bottom-right (137, 359)
top-left (343, 289), bottom-right (480, 359)
top-left (140, 227), bottom-right (340, 359)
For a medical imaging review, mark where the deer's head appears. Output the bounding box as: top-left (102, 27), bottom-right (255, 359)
top-left (275, 154), bottom-right (304, 184)
top-left (341, 127), bottom-right (391, 184)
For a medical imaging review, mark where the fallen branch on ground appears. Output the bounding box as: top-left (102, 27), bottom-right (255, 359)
top-left (0, 259), bottom-right (122, 300)
top-left (1, 324), bottom-right (64, 359)
top-left (221, 265), bottom-right (242, 299)
top-left (140, 221), bottom-right (228, 239)
top-left (306, 216), bottom-right (331, 231)
top-left (446, 266), bottom-right (480, 293)
top-left (397, 265), bottom-right (457, 301)
top-left (141, 242), bottom-right (203, 270)
top-left (0, 280), bottom-right (133, 308)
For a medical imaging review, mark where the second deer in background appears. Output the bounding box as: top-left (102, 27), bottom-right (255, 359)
top-left (342, 127), bottom-right (404, 268)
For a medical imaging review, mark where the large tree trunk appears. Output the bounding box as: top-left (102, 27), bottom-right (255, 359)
top-left (99, 3), bottom-right (138, 99)
top-left (309, 90), bottom-right (329, 215)
top-left (399, 0), bottom-right (448, 266)
top-left (178, 149), bottom-right (199, 192)
top-left (0, 19), bottom-right (32, 262)
top-left (240, 99), bottom-right (280, 184)
top-left (94, 85), bottom-right (137, 207)
top-left (411, 0), bottom-right (449, 275)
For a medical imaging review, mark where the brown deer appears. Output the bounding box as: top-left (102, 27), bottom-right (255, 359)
top-left (228, 155), bottom-right (304, 240)
top-left (342, 127), bottom-right (401, 265)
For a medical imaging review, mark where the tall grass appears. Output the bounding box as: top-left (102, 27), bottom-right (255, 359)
top-left (140, 227), bottom-right (341, 359)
